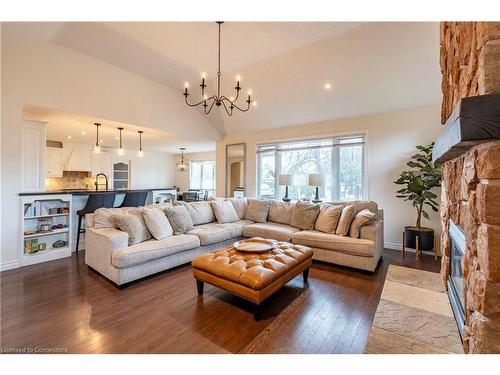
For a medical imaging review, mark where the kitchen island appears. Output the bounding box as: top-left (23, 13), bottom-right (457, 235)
top-left (19, 188), bottom-right (177, 254)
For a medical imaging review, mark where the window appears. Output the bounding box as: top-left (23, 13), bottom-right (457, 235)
top-left (257, 135), bottom-right (365, 201)
top-left (189, 160), bottom-right (216, 196)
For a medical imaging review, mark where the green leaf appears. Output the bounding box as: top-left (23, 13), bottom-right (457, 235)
top-left (422, 211), bottom-right (430, 220)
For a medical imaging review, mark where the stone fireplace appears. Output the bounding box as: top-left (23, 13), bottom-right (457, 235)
top-left (435, 22), bottom-right (500, 353)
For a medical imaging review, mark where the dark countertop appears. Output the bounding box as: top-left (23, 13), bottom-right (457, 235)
top-left (19, 188), bottom-right (177, 196)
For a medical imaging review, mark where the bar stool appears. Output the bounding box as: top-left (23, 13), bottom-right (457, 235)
top-left (118, 191), bottom-right (148, 207)
top-left (76, 193), bottom-right (116, 252)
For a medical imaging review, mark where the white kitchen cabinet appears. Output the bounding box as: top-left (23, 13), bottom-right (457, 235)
top-left (91, 152), bottom-right (112, 178)
top-left (63, 144), bottom-right (92, 172)
top-left (21, 120), bottom-right (46, 192)
top-left (45, 147), bottom-right (63, 177)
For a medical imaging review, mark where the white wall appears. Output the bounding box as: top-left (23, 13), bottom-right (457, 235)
top-left (0, 26), bottom-right (212, 269)
top-left (216, 104), bottom-right (442, 250)
top-left (174, 151), bottom-right (215, 192)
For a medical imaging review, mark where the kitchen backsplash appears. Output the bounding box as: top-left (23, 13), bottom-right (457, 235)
top-left (45, 171), bottom-right (95, 191)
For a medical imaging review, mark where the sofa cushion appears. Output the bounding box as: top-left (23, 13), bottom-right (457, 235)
top-left (336, 204), bottom-right (356, 236)
top-left (164, 205), bottom-right (194, 234)
top-left (245, 198), bottom-right (271, 223)
top-left (187, 220), bottom-right (252, 246)
top-left (315, 204), bottom-right (343, 234)
top-left (210, 200), bottom-right (240, 224)
top-left (93, 207), bottom-right (137, 228)
top-left (292, 230), bottom-right (375, 257)
top-left (141, 206), bottom-right (173, 240)
top-left (111, 234), bottom-right (200, 269)
top-left (112, 211), bottom-right (152, 245)
top-left (242, 222), bottom-right (301, 242)
top-left (349, 209), bottom-right (376, 238)
top-left (227, 197), bottom-right (248, 220)
top-left (174, 201), bottom-right (215, 226)
top-left (268, 201), bottom-right (294, 225)
top-left (291, 201), bottom-right (320, 230)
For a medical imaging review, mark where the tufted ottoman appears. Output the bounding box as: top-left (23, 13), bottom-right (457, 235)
top-left (192, 239), bottom-right (313, 320)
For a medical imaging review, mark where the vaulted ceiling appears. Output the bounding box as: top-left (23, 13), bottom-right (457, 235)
top-left (8, 22), bottom-right (442, 137)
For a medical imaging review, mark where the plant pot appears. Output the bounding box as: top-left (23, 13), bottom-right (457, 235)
top-left (404, 226), bottom-right (434, 251)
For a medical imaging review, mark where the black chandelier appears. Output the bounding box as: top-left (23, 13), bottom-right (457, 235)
top-left (183, 21), bottom-right (253, 116)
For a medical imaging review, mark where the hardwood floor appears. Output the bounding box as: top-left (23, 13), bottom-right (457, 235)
top-left (0, 249), bottom-right (440, 354)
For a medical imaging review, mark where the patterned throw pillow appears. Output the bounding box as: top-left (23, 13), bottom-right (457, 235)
top-left (291, 201), bottom-right (320, 230)
top-left (244, 199), bottom-right (271, 223)
top-left (314, 204), bottom-right (343, 233)
top-left (141, 207), bottom-right (173, 240)
top-left (112, 211), bottom-right (152, 245)
top-left (210, 200), bottom-right (240, 224)
top-left (335, 204), bottom-right (357, 236)
top-left (164, 205), bottom-right (194, 235)
top-left (349, 209), bottom-right (376, 238)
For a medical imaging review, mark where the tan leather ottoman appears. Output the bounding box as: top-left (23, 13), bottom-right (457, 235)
top-left (192, 240), bottom-right (313, 320)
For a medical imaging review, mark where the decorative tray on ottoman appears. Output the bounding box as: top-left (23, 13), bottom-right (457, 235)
top-left (233, 238), bottom-right (276, 253)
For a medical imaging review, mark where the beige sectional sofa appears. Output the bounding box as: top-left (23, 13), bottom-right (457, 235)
top-left (84, 198), bottom-right (384, 287)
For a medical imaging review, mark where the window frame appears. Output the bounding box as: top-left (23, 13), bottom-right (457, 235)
top-left (256, 133), bottom-right (367, 201)
top-left (189, 159), bottom-right (216, 194)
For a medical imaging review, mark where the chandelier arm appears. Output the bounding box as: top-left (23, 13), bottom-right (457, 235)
top-left (185, 95), bottom-right (215, 107)
top-left (220, 100), bottom-right (233, 116)
top-left (229, 99), bottom-right (251, 112)
top-left (204, 99), bottom-right (217, 115)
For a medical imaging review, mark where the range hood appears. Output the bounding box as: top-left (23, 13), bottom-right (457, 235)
top-left (63, 144), bottom-right (93, 172)
top-left (432, 94), bottom-right (500, 164)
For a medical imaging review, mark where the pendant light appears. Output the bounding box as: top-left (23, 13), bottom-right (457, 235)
top-left (177, 147), bottom-right (188, 172)
top-left (137, 130), bottom-right (144, 157)
top-left (93, 123), bottom-right (101, 153)
top-left (117, 127), bottom-right (124, 156)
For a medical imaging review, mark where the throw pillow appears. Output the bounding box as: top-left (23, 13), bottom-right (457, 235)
top-left (94, 207), bottom-right (135, 228)
top-left (244, 199), bottom-right (271, 223)
top-left (227, 197), bottom-right (248, 220)
top-left (349, 209), bottom-right (376, 238)
top-left (141, 207), bottom-right (173, 240)
top-left (291, 201), bottom-right (320, 230)
top-left (314, 204), bottom-right (343, 233)
top-left (164, 205), bottom-right (194, 235)
top-left (336, 204), bottom-right (357, 236)
top-left (210, 200), bottom-right (240, 224)
top-left (174, 201), bottom-right (215, 225)
top-left (112, 211), bottom-right (152, 245)
top-left (268, 201), bottom-right (294, 225)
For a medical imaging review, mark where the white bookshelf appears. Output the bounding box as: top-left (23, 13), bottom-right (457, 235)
top-left (20, 194), bottom-right (72, 267)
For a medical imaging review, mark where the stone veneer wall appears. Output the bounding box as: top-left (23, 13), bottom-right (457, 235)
top-left (440, 22), bottom-right (500, 123)
top-left (440, 22), bottom-right (500, 353)
top-left (440, 142), bottom-right (500, 353)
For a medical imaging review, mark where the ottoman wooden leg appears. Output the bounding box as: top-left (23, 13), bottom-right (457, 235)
top-left (196, 280), bottom-right (204, 295)
top-left (303, 267), bottom-right (310, 283)
top-left (254, 304), bottom-right (262, 321)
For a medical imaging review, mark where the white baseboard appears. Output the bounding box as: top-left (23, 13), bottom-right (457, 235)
top-left (384, 241), bottom-right (441, 257)
top-left (0, 259), bottom-right (21, 272)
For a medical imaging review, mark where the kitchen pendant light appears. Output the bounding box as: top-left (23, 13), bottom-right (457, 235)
top-left (137, 130), bottom-right (144, 157)
top-left (117, 127), bottom-right (125, 156)
top-left (93, 123), bottom-right (101, 153)
top-left (177, 147), bottom-right (188, 172)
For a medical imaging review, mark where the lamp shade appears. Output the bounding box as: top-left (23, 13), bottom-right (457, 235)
top-left (278, 174), bottom-right (294, 186)
top-left (308, 174), bottom-right (325, 187)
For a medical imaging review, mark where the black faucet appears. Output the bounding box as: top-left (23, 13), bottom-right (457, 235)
top-left (95, 173), bottom-right (109, 191)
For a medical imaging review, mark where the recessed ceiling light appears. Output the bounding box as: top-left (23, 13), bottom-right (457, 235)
top-left (67, 135), bottom-right (72, 139)
top-left (81, 131), bottom-right (86, 135)
top-left (324, 83), bottom-right (332, 90)
top-left (100, 139), bottom-right (104, 143)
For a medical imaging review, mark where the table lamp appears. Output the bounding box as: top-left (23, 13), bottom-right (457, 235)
top-left (308, 174), bottom-right (325, 203)
top-left (278, 174), bottom-right (294, 202)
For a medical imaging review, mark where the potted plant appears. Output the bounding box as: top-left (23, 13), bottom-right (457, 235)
top-left (394, 143), bottom-right (442, 251)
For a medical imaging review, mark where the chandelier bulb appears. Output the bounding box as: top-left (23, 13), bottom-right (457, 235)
top-left (201, 72), bottom-right (206, 79)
